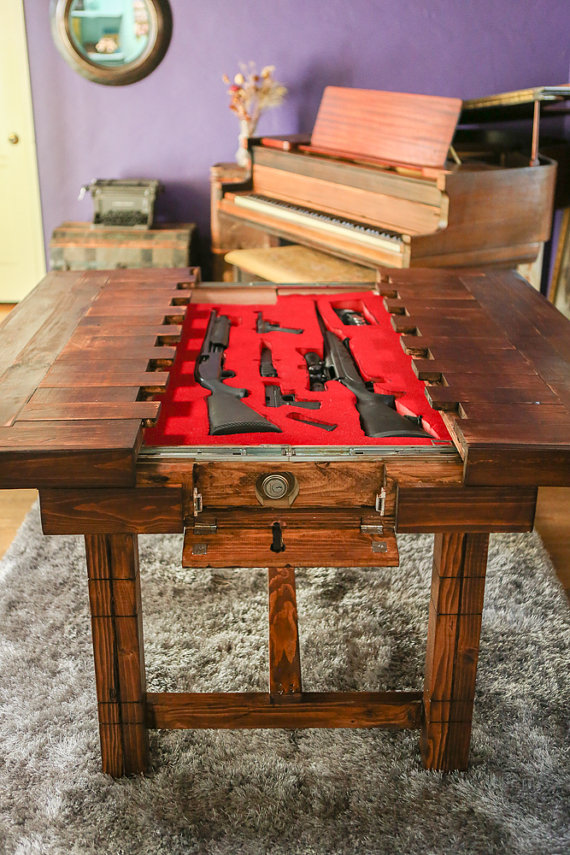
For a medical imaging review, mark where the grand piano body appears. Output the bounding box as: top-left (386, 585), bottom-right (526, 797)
top-left (214, 87), bottom-right (557, 273)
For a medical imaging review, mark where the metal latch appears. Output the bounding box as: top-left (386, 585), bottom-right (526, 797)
top-left (193, 487), bottom-right (203, 517)
top-left (375, 487), bottom-right (386, 516)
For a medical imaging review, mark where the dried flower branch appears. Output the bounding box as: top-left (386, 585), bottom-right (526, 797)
top-left (222, 62), bottom-right (287, 130)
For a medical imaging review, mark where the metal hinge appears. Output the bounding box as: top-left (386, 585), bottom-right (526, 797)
top-left (361, 523), bottom-right (384, 535)
top-left (194, 521), bottom-right (217, 535)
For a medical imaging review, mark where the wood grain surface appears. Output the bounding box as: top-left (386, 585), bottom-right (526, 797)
top-left (85, 533), bottom-right (148, 776)
top-left (396, 486), bottom-right (537, 532)
top-left (145, 691), bottom-right (423, 730)
top-left (40, 487), bottom-right (184, 534)
top-left (268, 566), bottom-right (302, 700)
top-left (421, 532), bottom-right (489, 771)
top-left (0, 268), bottom-right (198, 489)
top-left (310, 87), bottom-right (461, 168)
top-left (194, 461), bottom-right (385, 509)
top-left (182, 521), bottom-right (399, 569)
top-left (381, 268), bottom-right (570, 487)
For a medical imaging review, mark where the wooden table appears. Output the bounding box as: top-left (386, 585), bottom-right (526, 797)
top-left (0, 265), bottom-right (568, 777)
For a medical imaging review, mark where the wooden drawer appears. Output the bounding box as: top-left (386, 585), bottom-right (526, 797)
top-left (193, 461), bottom-right (386, 511)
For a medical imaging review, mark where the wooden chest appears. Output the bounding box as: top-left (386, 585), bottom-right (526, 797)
top-left (49, 221), bottom-right (198, 271)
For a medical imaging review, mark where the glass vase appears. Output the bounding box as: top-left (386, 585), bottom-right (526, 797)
top-left (235, 118), bottom-right (258, 169)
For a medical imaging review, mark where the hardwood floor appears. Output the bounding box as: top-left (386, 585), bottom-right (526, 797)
top-left (534, 487), bottom-right (570, 600)
top-left (0, 303), bottom-right (568, 601)
top-left (0, 489), bottom-right (37, 556)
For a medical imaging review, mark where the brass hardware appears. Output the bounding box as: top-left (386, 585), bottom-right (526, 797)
top-left (255, 471), bottom-right (299, 506)
top-left (193, 487), bottom-right (203, 516)
top-left (372, 541), bottom-right (388, 553)
top-left (192, 543), bottom-right (207, 555)
top-left (7, 133), bottom-right (19, 145)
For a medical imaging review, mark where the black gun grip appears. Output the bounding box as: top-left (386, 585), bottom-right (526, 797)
top-left (355, 395), bottom-right (430, 438)
top-left (207, 392), bottom-right (281, 435)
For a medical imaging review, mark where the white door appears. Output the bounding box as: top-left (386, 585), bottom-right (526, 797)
top-left (0, 0), bottom-right (45, 302)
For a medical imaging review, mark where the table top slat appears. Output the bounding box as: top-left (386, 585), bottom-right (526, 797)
top-left (384, 268), bottom-right (570, 485)
top-left (0, 268), bottom-right (199, 486)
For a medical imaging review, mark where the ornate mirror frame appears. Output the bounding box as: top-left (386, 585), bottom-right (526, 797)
top-left (49, 0), bottom-right (172, 86)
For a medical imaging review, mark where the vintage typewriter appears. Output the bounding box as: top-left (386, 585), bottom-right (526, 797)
top-left (214, 86), bottom-right (558, 271)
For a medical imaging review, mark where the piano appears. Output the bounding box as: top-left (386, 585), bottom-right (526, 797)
top-left (212, 86), bottom-right (558, 276)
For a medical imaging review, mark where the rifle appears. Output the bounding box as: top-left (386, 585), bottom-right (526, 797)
top-left (195, 310), bottom-right (281, 435)
top-left (306, 306), bottom-right (430, 439)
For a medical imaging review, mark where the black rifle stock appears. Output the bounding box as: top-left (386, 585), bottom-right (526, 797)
top-left (310, 306), bottom-right (430, 439)
top-left (195, 310), bottom-right (281, 435)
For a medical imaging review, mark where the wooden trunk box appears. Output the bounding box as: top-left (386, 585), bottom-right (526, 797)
top-left (49, 221), bottom-right (198, 271)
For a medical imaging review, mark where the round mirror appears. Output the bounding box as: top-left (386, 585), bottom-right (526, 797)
top-left (50, 0), bottom-right (172, 86)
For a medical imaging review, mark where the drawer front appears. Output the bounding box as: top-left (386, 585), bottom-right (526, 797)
top-left (193, 461), bottom-right (385, 511)
top-left (183, 508), bottom-right (398, 569)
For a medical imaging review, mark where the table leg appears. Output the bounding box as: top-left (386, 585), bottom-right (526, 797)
top-left (85, 533), bottom-right (149, 776)
top-left (421, 532), bottom-right (489, 771)
top-left (268, 566), bottom-right (302, 700)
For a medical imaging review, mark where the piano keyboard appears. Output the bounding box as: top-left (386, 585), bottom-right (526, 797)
top-left (232, 194), bottom-right (406, 255)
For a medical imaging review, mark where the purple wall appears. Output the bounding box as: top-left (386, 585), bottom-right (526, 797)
top-left (24, 0), bottom-right (570, 262)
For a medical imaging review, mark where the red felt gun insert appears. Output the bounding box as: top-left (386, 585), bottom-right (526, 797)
top-left (144, 291), bottom-right (451, 447)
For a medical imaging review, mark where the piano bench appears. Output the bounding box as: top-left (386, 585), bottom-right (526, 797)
top-left (224, 246), bottom-right (375, 283)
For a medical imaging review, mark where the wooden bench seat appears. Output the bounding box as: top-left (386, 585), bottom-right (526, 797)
top-left (224, 245), bottom-right (375, 283)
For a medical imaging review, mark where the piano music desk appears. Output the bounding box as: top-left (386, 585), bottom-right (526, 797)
top-left (1, 266), bottom-right (568, 777)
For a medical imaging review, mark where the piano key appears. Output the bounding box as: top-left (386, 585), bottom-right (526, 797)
top-left (232, 194), bottom-right (406, 255)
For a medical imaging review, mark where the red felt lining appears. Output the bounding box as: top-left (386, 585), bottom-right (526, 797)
top-left (144, 291), bottom-right (451, 447)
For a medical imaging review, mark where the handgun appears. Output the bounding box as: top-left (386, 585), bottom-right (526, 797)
top-left (195, 310), bottom-right (281, 435)
top-left (306, 305), bottom-right (430, 439)
top-left (265, 384), bottom-right (321, 410)
top-left (256, 312), bottom-right (303, 335)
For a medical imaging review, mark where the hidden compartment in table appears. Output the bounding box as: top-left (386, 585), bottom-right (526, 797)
top-left (143, 289), bottom-right (451, 450)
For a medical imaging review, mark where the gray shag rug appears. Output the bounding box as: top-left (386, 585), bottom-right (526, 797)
top-left (0, 506), bottom-right (569, 855)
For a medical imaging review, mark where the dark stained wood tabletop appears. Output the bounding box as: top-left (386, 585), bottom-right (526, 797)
top-left (0, 265), bottom-right (568, 490)
top-left (379, 268), bottom-right (570, 487)
top-left (0, 267), bottom-right (198, 488)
